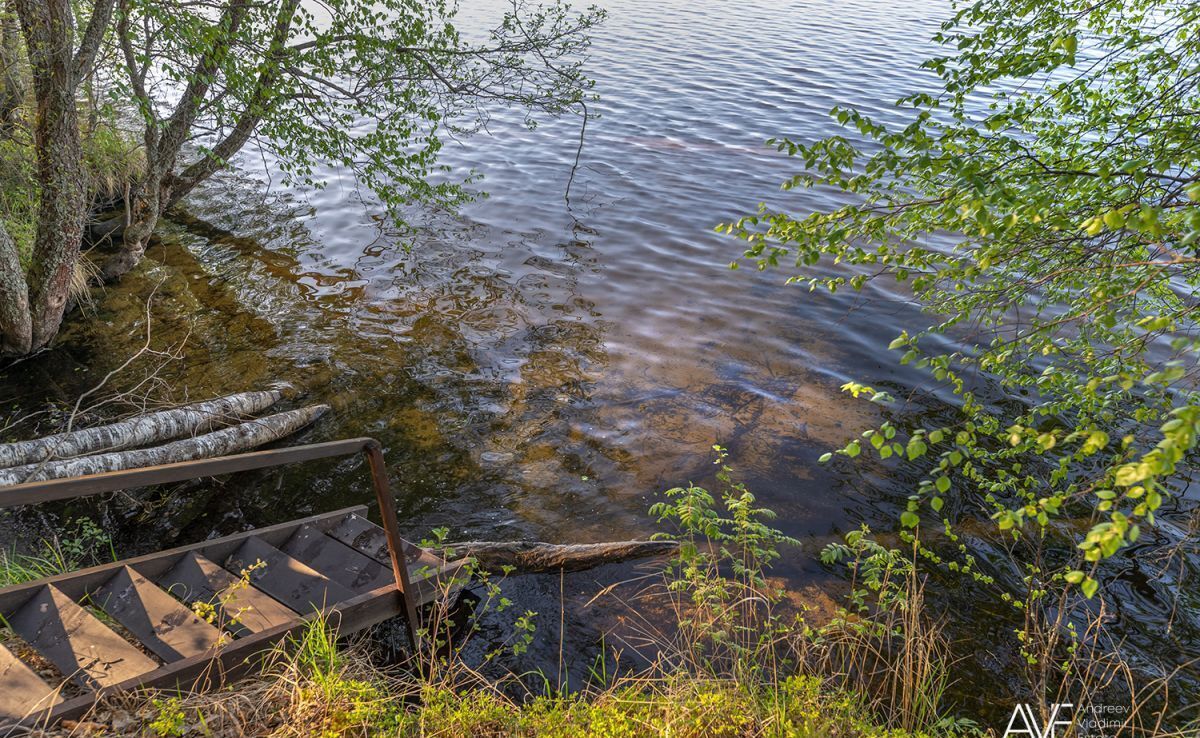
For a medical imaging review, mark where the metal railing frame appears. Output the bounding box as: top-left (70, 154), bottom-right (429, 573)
top-left (0, 437), bottom-right (420, 646)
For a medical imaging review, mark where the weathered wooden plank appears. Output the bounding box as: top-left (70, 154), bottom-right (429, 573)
top-left (0, 506), bottom-right (370, 615)
top-left (92, 567), bottom-right (224, 662)
top-left (322, 511), bottom-right (391, 562)
top-left (225, 537), bottom-right (357, 614)
top-left (282, 524), bottom-right (394, 594)
top-left (6, 585), bottom-right (158, 690)
top-left (321, 512), bottom-right (467, 606)
top-left (156, 552), bottom-right (297, 636)
top-left (322, 511), bottom-right (441, 570)
top-left (0, 643), bottom-right (59, 722)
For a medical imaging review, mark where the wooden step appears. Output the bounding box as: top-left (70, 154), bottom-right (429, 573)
top-left (324, 513), bottom-right (466, 606)
top-left (324, 512), bottom-right (392, 562)
top-left (225, 537), bottom-right (357, 614)
top-left (325, 511), bottom-right (442, 570)
top-left (0, 507), bottom-right (374, 616)
top-left (6, 585), bottom-right (158, 690)
top-left (156, 551), bottom-right (297, 636)
top-left (93, 567), bottom-right (224, 662)
top-left (0, 643), bottom-right (60, 721)
top-left (282, 524), bottom-right (394, 594)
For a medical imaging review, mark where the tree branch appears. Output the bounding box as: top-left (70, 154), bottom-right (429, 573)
top-left (168, 0), bottom-right (299, 205)
top-left (73, 0), bottom-right (118, 81)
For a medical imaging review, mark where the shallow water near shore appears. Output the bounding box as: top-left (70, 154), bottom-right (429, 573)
top-left (2, 0), bottom-right (1198, 722)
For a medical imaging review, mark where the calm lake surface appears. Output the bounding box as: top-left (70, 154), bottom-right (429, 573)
top-left (4, 0), bottom-right (1197, 713)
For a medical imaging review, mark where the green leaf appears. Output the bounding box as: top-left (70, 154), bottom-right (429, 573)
top-left (724, 0), bottom-right (1200, 577)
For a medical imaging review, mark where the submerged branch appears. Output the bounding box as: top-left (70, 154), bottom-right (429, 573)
top-left (446, 539), bottom-right (679, 573)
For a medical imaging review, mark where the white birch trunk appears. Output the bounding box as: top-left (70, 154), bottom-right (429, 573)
top-left (0, 405), bottom-right (328, 486)
top-left (0, 389), bottom-right (286, 469)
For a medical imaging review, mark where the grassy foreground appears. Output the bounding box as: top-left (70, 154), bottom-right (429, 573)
top-left (47, 623), bottom-right (932, 738)
top-left (3, 456), bottom-right (969, 737)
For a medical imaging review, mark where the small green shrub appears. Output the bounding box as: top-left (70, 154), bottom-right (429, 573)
top-left (148, 697), bottom-right (187, 737)
top-left (0, 516), bottom-right (114, 586)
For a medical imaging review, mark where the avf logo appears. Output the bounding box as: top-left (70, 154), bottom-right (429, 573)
top-left (1003, 703), bottom-right (1074, 738)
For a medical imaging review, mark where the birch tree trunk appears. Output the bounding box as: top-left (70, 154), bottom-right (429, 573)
top-left (0, 388), bottom-right (286, 468)
top-left (104, 0), bottom-right (253, 280)
top-left (0, 404), bottom-right (327, 486)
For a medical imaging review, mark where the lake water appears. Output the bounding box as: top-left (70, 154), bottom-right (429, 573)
top-left (3, 0), bottom-right (1197, 719)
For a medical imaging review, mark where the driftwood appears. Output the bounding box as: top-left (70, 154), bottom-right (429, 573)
top-left (0, 388), bottom-right (287, 469)
top-left (447, 539), bottom-right (680, 573)
top-left (0, 405), bottom-right (328, 486)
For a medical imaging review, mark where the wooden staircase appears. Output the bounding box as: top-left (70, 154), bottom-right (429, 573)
top-left (0, 439), bottom-right (465, 728)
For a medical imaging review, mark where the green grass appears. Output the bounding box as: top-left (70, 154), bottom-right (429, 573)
top-left (400, 676), bottom-right (926, 738)
top-left (115, 621), bottom-right (940, 738)
top-left (273, 614), bottom-right (942, 738)
top-left (0, 516), bottom-right (115, 587)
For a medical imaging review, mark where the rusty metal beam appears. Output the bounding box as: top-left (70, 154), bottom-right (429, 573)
top-left (363, 441), bottom-right (421, 648)
top-left (0, 438), bottom-right (375, 507)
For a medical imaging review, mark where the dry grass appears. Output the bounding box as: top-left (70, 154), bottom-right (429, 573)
top-left (808, 563), bottom-right (952, 735)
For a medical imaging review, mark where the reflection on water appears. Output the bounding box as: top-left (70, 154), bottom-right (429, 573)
top-left (3, 0), bottom-right (1198, 716)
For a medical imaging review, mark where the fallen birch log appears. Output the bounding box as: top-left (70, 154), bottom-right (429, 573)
top-left (0, 388), bottom-right (287, 469)
top-left (0, 405), bottom-right (328, 487)
top-left (446, 539), bottom-right (680, 573)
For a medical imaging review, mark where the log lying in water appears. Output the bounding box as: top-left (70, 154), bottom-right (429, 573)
top-left (0, 405), bottom-right (328, 487)
top-left (446, 539), bottom-right (680, 573)
top-left (0, 388), bottom-right (288, 469)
